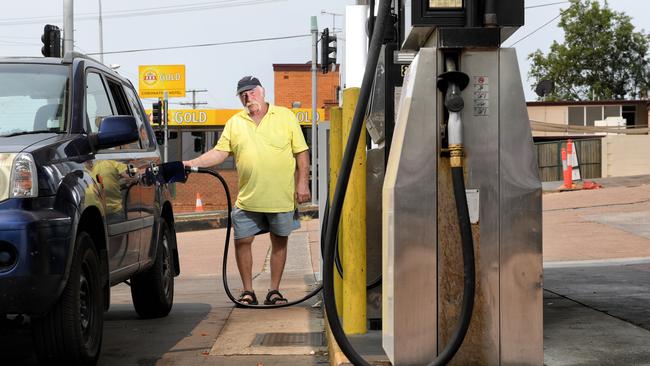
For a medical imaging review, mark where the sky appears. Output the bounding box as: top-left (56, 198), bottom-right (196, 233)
top-left (1, 0), bottom-right (648, 107)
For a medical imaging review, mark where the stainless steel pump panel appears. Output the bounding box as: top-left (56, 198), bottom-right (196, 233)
top-left (382, 47), bottom-right (542, 365)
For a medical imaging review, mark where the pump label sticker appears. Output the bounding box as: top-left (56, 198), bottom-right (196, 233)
top-left (473, 76), bottom-right (489, 116)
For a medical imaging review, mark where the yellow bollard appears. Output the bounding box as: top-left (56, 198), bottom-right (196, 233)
top-left (329, 107), bottom-right (344, 317)
top-left (341, 88), bottom-right (367, 335)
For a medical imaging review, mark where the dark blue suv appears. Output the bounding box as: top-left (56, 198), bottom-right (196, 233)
top-left (0, 53), bottom-right (180, 365)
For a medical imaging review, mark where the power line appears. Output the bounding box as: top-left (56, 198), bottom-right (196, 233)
top-left (86, 34), bottom-right (310, 56)
top-left (0, 0), bottom-right (284, 26)
top-left (180, 89), bottom-right (209, 109)
top-left (0, 35), bottom-right (39, 40)
top-left (525, 1), bottom-right (570, 10)
top-left (0, 39), bottom-right (38, 45)
top-left (507, 12), bottom-right (563, 47)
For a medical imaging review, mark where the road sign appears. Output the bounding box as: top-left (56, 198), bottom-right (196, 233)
top-left (145, 109), bottom-right (239, 126)
top-left (138, 65), bottom-right (186, 98)
top-left (145, 108), bottom-right (326, 127)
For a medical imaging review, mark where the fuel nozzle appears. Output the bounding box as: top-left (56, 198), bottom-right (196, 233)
top-left (438, 67), bottom-right (469, 168)
top-left (158, 161), bottom-right (190, 184)
top-left (437, 71), bottom-right (469, 113)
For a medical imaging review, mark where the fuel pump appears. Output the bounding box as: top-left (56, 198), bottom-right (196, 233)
top-left (324, 0), bottom-right (542, 365)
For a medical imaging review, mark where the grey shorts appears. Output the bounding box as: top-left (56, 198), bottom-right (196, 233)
top-left (231, 206), bottom-right (301, 240)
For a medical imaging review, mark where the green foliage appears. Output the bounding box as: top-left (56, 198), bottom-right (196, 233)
top-left (528, 0), bottom-right (650, 101)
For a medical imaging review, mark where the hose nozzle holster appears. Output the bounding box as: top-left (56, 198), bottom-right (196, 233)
top-left (437, 71), bottom-right (470, 112)
top-left (438, 70), bottom-right (470, 168)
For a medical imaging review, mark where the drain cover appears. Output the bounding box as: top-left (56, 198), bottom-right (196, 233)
top-left (251, 332), bottom-right (324, 347)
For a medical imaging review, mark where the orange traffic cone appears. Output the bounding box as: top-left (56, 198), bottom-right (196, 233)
top-left (195, 192), bottom-right (204, 212)
top-left (561, 147), bottom-right (571, 189)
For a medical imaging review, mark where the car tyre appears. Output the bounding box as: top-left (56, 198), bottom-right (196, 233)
top-left (32, 231), bottom-right (103, 366)
top-left (130, 220), bottom-right (174, 319)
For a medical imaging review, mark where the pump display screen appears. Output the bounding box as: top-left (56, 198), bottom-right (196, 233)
top-left (429, 0), bottom-right (462, 9)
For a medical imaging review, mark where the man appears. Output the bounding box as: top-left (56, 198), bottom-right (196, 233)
top-left (184, 76), bottom-right (310, 305)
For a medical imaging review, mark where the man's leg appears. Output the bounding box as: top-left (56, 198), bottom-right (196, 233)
top-left (235, 235), bottom-right (255, 298)
top-left (269, 232), bottom-right (288, 291)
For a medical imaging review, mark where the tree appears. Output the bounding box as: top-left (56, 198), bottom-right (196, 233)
top-left (528, 0), bottom-right (650, 101)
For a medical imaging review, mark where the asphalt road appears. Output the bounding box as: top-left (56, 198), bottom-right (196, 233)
top-left (1, 227), bottom-right (326, 366)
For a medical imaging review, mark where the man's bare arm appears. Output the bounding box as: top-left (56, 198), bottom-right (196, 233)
top-left (295, 150), bottom-right (311, 203)
top-left (183, 149), bottom-right (230, 168)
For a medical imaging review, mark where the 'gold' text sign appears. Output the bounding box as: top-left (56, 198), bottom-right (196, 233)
top-left (138, 65), bottom-right (186, 98)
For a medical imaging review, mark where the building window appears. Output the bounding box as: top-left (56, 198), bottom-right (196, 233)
top-left (585, 106), bottom-right (602, 127)
top-left (604, 105), bottom-right (621, 119)
top-left (568, 106), bottom-right (584, 126)
top-left (568, 105), bottom-right (629, 127)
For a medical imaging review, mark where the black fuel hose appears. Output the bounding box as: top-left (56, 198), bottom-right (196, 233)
top-left (322, 199), bottom-right (381, 290)
top-left (439, 167), bottom-right (476, 364)
top-left (192, 167), bottom-right (322, 309)
top-left (321, 0), bottom-right (393, 364)
top-left (322, 0), bottom-right (475, 364)
top-left (188, 167), bottom-right (376, 308)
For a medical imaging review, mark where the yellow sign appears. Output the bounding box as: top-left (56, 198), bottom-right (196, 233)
top-left (144, 108), bottom-right (326, 127)
top-left (145, 109), bottom-right (239, 126)
top-left (138, 65), bottom-right (186, 98)
top-left (292, 108), bottom-right (325, 126)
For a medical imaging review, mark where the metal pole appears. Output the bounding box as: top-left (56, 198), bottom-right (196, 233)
top-left (311, 16), bottom-right (318, 205)
top-left (163, 91), bottom-right (169, 163)
top-left (180, 89), bottom-right (208, 109)
top-left (341, 87), bottom-right (366, 334)
top-left (329, 107), bottom-right (344, 315)
top-left (98, 0), bottom-right (104, 63)
top-left (63, 0), bottom-right (74, 54)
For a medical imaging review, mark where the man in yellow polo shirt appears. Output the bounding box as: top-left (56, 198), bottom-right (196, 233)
top-left (184, 76), bottom-right (310, 306)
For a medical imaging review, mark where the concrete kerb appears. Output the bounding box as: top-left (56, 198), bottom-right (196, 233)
top-left (542, 174), bottom-right (650, 193)
top-left (174, 204), bottom-right (320, 233)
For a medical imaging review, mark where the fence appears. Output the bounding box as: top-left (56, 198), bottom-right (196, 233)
top-left (535, 138), bottom-right (602, 182)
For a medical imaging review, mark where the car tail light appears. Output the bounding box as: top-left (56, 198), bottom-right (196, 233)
top-left (10, 153), bottom-right (38, 198)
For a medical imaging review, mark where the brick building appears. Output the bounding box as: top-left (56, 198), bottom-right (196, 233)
top-left (171, 63), bottom-right (340, 214)
top-left (273, 63), bottom-right (340, 119)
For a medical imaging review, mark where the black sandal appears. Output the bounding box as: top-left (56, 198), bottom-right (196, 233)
top-left (237, 290), bottom-right (258, 306)
top-left (264, 289), bottom-right (288, 305)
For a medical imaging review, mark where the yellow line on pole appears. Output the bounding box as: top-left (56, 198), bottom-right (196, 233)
top-left (329, 107), bottom-right (344, 317)
top-left (341, 88), bottom-right (367, 335)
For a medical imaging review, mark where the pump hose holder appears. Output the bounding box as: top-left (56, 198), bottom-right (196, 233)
top-left (437, 71), bottom-right (470, 112)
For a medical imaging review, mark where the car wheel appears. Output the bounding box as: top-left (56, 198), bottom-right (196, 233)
top-left (130, 220), bottom-right (174, 319)
top-left (32, 231), bottom-right (103, 366)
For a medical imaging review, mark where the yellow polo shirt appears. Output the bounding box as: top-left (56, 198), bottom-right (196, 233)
top-left (215, 105), bottom-right (309, 212)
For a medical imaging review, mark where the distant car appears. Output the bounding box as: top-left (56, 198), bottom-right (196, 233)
top-left (0, 53), bottom-right (180, 365)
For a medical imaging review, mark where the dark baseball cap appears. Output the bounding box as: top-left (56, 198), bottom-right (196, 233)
top-left (236, 76), bottom-right (262, 95)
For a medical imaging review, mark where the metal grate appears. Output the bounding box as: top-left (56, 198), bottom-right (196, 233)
top-left (251, 332), bottom-right (324, 347)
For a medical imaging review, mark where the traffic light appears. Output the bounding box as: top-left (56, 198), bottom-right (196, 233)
top-left (151, 101), bottom-right (163, 125)
top-left (192, 133), bottom-right (204, 152)
top-left (41, 24), bottom-right (61, 57)
top-left (320, 28), bottom-right (337, 74)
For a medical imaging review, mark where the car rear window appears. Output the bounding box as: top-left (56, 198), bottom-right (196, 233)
top-left (0, 64), bottom-right (69, 137)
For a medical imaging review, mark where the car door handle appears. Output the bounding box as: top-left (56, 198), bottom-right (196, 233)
top-left (149, 162), bottom-right (159, 176)
top-left (127, 164), bottom-right (138, 177)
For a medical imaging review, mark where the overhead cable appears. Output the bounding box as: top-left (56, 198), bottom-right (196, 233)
top-left (87, 34), bottom-right (310, 55)
top-left (0, 0), bottom-right (283, 26)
